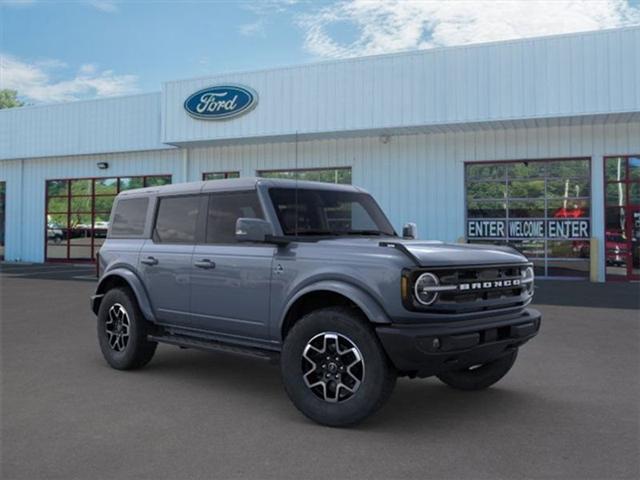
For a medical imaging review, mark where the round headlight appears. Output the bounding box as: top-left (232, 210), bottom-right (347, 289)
top-left (414, 272), bottom-right (440, 306)
top-left (522, 266), bottom-right (534, 292)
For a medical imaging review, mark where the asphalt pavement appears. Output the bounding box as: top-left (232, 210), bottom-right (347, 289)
top-left (1, 263), bottom-right (638, 479)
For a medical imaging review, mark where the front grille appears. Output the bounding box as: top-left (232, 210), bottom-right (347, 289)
top-left (409, 264), bottom-right (532, 314)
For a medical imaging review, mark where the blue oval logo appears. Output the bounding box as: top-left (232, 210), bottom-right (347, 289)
top-left (184, 85), bottom-right (258, 120)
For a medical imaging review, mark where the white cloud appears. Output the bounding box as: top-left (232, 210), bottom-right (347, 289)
top-left (239, 19), bottom-right (266, 37)
top-left (244, 0), bottom-right (299, 15)
top-left (78, 63), bottom-right (98, 75)
top-left (300, 0), bottom-right (640, 58)
top-left (86, 0), bottom-right (119, 13)
top-left (0, 53), bottom-right (138, 103)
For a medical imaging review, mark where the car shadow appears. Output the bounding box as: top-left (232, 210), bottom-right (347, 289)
top-left (134, 346), bottom-right (554, 432)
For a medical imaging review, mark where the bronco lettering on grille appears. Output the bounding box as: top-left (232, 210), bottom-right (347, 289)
top-left (458, 279), bottom-right (521, 291)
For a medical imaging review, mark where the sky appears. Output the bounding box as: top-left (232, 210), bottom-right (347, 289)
top-left (1, 0), bottom-right (640, 105)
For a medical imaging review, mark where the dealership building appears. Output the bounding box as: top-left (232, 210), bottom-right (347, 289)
top-left (1, 27), bottom-right (639, 281)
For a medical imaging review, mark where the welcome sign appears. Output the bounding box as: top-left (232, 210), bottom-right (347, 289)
top-left (184, 85), bottom-right (258, 120)
top-left (467, 219), bottom-right (590, 239)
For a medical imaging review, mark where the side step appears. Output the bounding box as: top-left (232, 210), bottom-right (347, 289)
top-left (148, 333), bottom-right (279, 362)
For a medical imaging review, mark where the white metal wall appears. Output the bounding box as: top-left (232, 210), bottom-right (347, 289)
top-left (0, 93), bottom-right (170, 161)
top-left (0, 149), bottom-right (184, 262)
top-left (1, 121), bottom-right (639, 281)
top-left (163, 27), bottom-right (640, 145)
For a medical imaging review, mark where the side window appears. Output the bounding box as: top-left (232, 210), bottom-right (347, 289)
top-left (109, 197), bottom-right (149, 237)
top-left (153, 196), bottom-right (200, 244)
top-left (206, 191), bottom-right (263, 244)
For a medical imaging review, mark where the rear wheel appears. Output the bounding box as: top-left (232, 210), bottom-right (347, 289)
top-left (436, 350), bottom-right (518, 391)
top-left (281, 307), bottom-right (397, 427)
top-left (97, 287), bottom-right (157, 370)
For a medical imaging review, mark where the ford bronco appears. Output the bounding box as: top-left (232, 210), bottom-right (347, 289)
top-left (91, 178), bottom-right (541, 426)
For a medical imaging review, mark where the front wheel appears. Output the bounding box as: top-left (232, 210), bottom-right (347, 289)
top-left (436, 350), bottom-right (518, 391)
top-left (97, 287), bottom-right (157, 370)
top-left (281, 307), bottom-right (397, 427)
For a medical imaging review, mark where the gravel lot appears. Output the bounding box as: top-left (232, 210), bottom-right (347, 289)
top-left (1, 263), bottom-right (639, 480)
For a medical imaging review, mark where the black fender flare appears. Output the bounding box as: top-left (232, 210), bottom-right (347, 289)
top-left (93, 268), bottom-right (156, 322)
top-left (278, 279), bottom-right (391, 338)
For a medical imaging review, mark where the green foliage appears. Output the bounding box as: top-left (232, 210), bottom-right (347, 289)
top-left (261, 168), bottom-right (352, 184)
top-left (0, 90), bottom-right (24, 109)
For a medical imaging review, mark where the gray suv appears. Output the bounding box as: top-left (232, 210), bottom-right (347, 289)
top-left (91, 178), bottom-right (541, 426)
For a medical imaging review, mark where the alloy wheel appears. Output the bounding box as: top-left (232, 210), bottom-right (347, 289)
top-left (302, 332), bottom-right (365, 403)
top-left (105, 303), bottom-right (130, 352)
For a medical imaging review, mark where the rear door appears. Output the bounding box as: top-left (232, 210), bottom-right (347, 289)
top-left (139, 194), bottom-right (201, 325)
top-left (189, 190), bottom-right (275, 340)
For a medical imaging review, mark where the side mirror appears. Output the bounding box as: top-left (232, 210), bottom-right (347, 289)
top-left (235, 218), bottom-right (273, 243)
top-left (402, 222), bottom-right (418, 240)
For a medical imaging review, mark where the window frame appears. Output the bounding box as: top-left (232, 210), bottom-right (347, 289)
top-left (44, 174), bottom-right (172, 262)
top-left (464, 157), bottom-right (592, 278)
top-left (0, 181), bottom-right (5, 260)
top-left (202, 171), bottom-right (240, 181)
top-left (603, 154), bottom-right (640, 281)
top-left (257, 166), bottom-right (352, 185)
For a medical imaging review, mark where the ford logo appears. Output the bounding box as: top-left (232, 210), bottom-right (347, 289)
top-left (184, 85), bottom-right (258, 120)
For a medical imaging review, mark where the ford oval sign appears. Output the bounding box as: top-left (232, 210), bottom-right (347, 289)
top-left (184, 85), bottom-right (258, 120)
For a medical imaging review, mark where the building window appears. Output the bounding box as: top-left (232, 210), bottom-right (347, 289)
top-left (46, 175), bottom-right (171, 261)
top-left (0, 181), bottom-right (5, 260)
top-left (604, 155), bottom-right (640, 280)
top-left (202, 171), bottom-right (240, 181)
top-left (465, 159), bottom-right (591, 278)
top-left (258, 167), bottom-right (352, 185)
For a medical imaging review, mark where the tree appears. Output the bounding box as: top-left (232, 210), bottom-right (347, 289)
top-left (0, 89), bottom-right (24, 109)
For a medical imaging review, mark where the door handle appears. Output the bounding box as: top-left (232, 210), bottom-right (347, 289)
top-left (141, 256), bottom-right (159, 266)
top-left (194, 259), bottom-right (216, 269)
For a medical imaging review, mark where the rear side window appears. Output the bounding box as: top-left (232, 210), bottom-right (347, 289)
top-left (109, 197), bottom-right (149, 237)
top-left (206, 191), bottom-right (263, 244)
top-left (153, 195), bottom-right (200, 244)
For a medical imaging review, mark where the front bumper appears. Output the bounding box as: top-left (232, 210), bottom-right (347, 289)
top-left (376, 308), bottom-right (541, 377)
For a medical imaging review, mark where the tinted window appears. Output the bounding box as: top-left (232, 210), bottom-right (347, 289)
top-left (110, 198), bottom-right (149, 237)
top-left (205, 191), bottom-right (263, 244)
top-left (154, 196), bottom-right (200, 244)
top-left (268, 188), bottom-right (395, 236)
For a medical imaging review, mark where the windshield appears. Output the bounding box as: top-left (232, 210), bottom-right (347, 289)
top-left (269, 188), bottom-right (396, 237)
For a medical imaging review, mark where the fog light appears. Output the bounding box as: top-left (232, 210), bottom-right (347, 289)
top-left (432, 338), bottom-right (440, 349)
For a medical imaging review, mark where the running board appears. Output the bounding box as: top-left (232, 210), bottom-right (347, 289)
top-left (148, 333), bottom-right (279, 362)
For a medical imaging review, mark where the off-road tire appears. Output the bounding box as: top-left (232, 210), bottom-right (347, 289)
top-left (97, 287), bottom-right (157, 370)
top-left (436, 349), bottom-right (518, 391)
top-left (281, 306), bottom-right (397, 427)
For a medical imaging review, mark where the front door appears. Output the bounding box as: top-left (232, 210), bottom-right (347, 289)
top-left (189, 191), bottom-right (275, 341)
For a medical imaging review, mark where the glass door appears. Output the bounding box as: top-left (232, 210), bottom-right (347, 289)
top-left (0, 182), bottom-right (5, 260)
top-left (630, 207), bottom-right (640, 280)
top-left (604, 156), bottom-right (640, 281)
